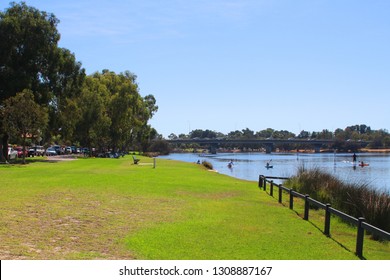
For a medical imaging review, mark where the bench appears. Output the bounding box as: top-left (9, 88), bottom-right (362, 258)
top-left (132, 155), bottom-right (140, 164)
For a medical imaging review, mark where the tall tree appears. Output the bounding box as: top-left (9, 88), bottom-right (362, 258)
top-left (75, 76), bottom-right (111, 152)
top-left (74, 70), bottom-right (158, 152)
top-left (0, 2), bottom-right (84, 156)
top-left (0, 2), bottom-right (60, 103)
top-left (47, 48), bottom-right (85, 143)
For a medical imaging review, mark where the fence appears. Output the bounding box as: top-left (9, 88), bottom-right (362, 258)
top-left (258, 175), bottom-right (390, 259)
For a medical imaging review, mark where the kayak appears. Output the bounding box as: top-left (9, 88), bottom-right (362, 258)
top-left (265, 165), bottom-right (273, 169)
top-left (343, 160), bottom-right (369, 167)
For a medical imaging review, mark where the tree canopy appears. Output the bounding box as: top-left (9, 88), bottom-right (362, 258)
top-left (74, 70), bottom-right (158, 152)
top-left (171, 125), bottom-right (390, 152)
top-left (0, 2), bottom-right (85, 158)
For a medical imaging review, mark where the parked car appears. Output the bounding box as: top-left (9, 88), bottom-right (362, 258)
top-left (65, 146), bottom-right (72, 154)
top-left (52, 145), bottom-right (63, 155)
top-left (8, 147), bottom-right (18, 160)
top-left (45, 147), bottom-right (58, 156)
top-left (28, 146), bottom-right (45, 157)
top-left (15, 146), bottom-right (28, 158)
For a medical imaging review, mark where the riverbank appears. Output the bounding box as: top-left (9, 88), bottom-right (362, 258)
top-left (5, 155), bottom-right (386, 259)
top-left (360, 148), bottom-right (390, 153)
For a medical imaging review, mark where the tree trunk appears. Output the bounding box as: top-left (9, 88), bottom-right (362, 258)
top-left (22, 135), bottom-right (27, 164)
top-left (1, 134), bottom-right (9, 162)
top-left (0, 143), bottom-right (3, 162)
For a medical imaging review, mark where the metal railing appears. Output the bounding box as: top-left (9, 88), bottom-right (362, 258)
top-left (259, 175), bottom-right (390, 259)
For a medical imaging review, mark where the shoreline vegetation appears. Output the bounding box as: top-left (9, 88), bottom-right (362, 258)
top-left (286, 166), bottom-right (390, 238)
top-left (360, 148), bottom-right (390, 153)
top-left (1, 155), bottom-right (389, 259)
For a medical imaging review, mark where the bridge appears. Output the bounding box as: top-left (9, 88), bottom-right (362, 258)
top-left (166, 138), bottom-right (370, 153)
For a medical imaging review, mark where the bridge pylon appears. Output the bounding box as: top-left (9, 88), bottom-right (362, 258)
top-left (314, 143), bottom-right (322, 153)
top-left (209, 144), bottom-right (217, 154)
top-left (265, 143), bottom-right (273, 154)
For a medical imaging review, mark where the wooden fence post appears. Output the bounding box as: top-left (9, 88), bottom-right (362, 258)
top-left (324, 204), bottom-right (331, 236)
top-left (356, 217), bottom-right (366, 258)
top-left (258, 175), bottom-right (263, 189)
top-left (263, 178), bottom-right (267, 191)
top-left (278, 184), bottom-right (282, 203)
top-left (289, 189), bottom-right (294, 210)
top-left (270, 180), bottom-right (274, 197)
top-left (304, 195), bottom-right (310, 220)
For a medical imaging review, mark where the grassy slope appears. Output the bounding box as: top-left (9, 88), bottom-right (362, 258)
top-left (0, 156), bottom-right (386, 259)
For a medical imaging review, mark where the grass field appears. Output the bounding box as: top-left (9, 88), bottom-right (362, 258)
top-left (0, 156), bottom-right (389, 259)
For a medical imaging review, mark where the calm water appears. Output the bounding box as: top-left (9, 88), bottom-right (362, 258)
top-left (159, 152), bottom-right (390, 192)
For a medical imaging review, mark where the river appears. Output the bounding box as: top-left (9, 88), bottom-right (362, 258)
top-left (159, 152), bottom-right (390, 192)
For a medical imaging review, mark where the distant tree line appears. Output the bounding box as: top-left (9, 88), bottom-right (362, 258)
top-left (167, 125), bottom-right (390, 152)
top-left (0, 2), bottom-right (158, 161)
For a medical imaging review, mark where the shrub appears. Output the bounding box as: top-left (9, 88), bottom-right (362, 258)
top-left (148, 140), bottom-right (170, 155)
top-left (202, 160), bottom-right (213, 170)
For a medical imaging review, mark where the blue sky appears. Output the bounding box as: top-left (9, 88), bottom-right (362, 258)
top-left (2, 0), bottom-right (389, 137)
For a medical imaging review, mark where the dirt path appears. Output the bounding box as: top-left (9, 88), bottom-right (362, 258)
top-left (46, 155), bottom-right (78, 162)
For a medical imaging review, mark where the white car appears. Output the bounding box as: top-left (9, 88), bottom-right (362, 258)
top-left (28, 145), bottom-right (45, 157)
top-left (8, 147), bottom-right (18, 160)
top-left (45, 147), bottom-right (58, 156)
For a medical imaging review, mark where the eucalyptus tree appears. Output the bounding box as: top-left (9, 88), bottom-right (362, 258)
top-left (112, 72), bottom-right (158, 151)
top-left (227, 130), bottom-right (243, 139)
top-left (134, 95), bottom-right (159, 151)
top-left (241, 128), bottom-right (255, 139)
top-left (47, 47), bottom-right (85, 143)
top-left (255, 128), bottom-right (275, 139)
top-left (74, 76), bottom-right (111, 153)
top-left (75, 70), bottom-right (158, 152)
top-left (317, 129), bottom-right (334, 140)
top-left (0, 2), bottom-right (84, 156)
top-left (189, 129), bottom-right (218, 139)
top-left (102, 70), bottom-right (144, 151)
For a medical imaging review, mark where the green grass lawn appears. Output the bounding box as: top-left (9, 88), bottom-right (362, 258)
top-left (0, 156), bottom-right (388, 259)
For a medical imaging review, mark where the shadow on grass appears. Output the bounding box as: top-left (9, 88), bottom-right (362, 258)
top-left (0, 157), bottom-right (58, 167)
top-left (290, 208), bottom-right (366, 260)
top-left (264, 187), bottom-right (369, 259)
